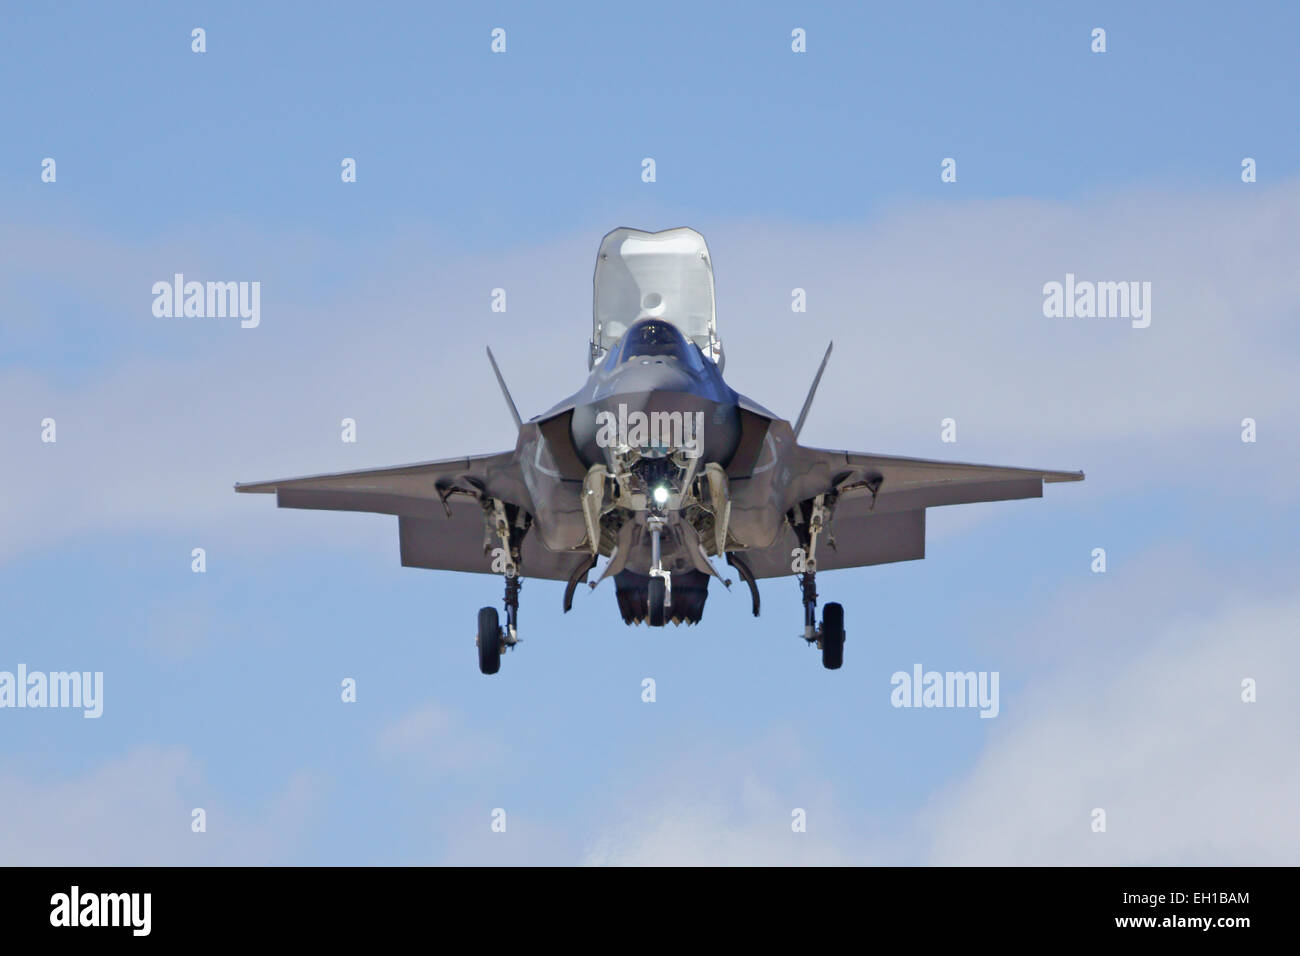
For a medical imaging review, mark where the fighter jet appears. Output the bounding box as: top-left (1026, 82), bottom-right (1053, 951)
top-left (236, 227), bottom-right (1083, 674)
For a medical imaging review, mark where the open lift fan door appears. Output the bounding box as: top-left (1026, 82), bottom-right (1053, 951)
top-left (591, 226), bottom-right (722, 368)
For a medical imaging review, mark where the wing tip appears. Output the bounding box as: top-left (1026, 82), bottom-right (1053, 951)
top-left (234, 482), bottom-right (276, 494)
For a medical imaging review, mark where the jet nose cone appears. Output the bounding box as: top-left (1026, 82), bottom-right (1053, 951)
top-left (610, 358), bottom-right (695, 394)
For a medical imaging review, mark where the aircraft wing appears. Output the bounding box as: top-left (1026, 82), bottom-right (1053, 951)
top-left (806, 448), bottom-right (1084, 511)
top-left (735, 447), bottom-right (1083, 579)
top-left (235, 452), bottom-right (590, 581)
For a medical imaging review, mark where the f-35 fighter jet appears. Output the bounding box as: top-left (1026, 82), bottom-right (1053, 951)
top-left (237, 227), bottom-right (1083, 674)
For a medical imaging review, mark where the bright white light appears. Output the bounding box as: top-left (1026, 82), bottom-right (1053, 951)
top-left (652, 485), bottom-right (670, 505)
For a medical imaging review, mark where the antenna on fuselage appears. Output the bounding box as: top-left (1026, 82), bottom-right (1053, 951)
top-left (486, 346), bottom-right (522, 430)
top-left (793, 342), bottom-right (833, 439)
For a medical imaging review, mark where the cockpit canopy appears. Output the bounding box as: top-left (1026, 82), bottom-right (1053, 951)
top-left (590, 227), bottom-right (723, 370)
top-left (606, 319), bottom-right (705, 370)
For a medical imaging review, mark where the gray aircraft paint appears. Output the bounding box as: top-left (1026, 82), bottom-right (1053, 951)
top-left (236, 227), bottom-right (1082, 633)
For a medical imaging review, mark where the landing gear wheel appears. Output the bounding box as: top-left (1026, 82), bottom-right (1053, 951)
top-left (647, 577), bottom-right (666, 627)
top-left (477, 606), bottom-right (501, 675)
top-left (821, 602), bottom-right (844, 670)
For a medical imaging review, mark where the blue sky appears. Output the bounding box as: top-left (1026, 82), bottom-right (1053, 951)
top-left (2, 1), bottom-right (1298, 864)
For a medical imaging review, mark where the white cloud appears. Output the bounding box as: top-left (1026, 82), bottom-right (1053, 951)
top-left (581, 728), bottom-right (873, 866)
top-left (0, 746), bottom-right (317, 865)
top-left (583, 799), bottom-right (855, 867)
top-left (574, 565), bottom-right (1299, 866)
top-left (921, 589), bottom-right (1300, 865)
top-left (436, 810), bottom-right (579, 867)
top-left (375, 701), bottom-right (502, 773)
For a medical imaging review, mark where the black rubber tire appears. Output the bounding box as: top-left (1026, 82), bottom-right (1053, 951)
top-left (647, 577), bottom-right (666, 627)
top-left (477, 606), bottom-right (501, 675)
top-left (821, 602), bottom-right (845, 670)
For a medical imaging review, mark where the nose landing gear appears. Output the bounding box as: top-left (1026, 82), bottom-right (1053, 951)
top-left (647, 515), bottom-right (671, 627)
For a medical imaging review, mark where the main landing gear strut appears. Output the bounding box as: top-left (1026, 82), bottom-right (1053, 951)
top-left (478, 569), bottom-right (522, 676)
top-left (477, 500), bottom-right (527, 675)
top-left (793, 494), bottom-right (846, 670)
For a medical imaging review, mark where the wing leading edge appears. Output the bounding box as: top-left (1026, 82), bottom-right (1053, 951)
top-left (807, 447), bottom-right (1083, 511)
top-left (234, 451), bottom-right (524, 514)
top-left (235, 453), bottom-right (591, 581)
top-left (735, 446), bottom-right (1083, 579)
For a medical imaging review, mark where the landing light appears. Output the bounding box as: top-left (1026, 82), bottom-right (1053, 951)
top-left (652, 485), bottom-right (670, 506)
